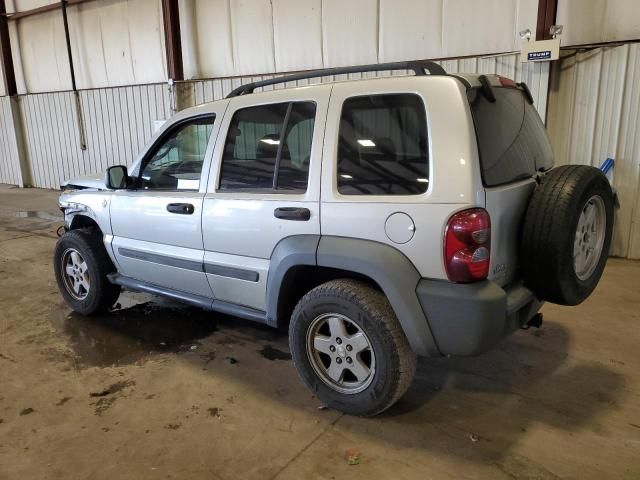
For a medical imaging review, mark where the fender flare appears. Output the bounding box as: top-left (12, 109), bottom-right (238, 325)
top-left (266, 235), bottom-right (320, 326)
top-left (266, 235), bottom-right (440, 357)
top-left (317, 237), bottom-right (439, 357)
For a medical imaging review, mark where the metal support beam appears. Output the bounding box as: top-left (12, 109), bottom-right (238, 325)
top-left (2, 0), bottom-right (97, 21)
top-left (536, 0), bottom-right (558, 41)
top-left (61, 1), bottom-right (77, 91)
top-left (60, 0), bottom-right (86, 150)
top-left (0, 0), bottom-right (17, 95)
top-left (162, 0), bottom-right (184, 81)
top-left (7, 96), bottom-right (32, 187)
top-left (0, 1), bottom-right (30, 187)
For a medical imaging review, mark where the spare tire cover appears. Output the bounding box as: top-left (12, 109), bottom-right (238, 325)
top-left (521, 165), bottom-right (614, 306)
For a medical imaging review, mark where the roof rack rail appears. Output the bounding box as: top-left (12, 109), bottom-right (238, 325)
top-left (226, 60), bottom-right (447, 98)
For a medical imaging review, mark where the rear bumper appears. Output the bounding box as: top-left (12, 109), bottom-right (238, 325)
top-left (416, 279), bottom-right (542, 356)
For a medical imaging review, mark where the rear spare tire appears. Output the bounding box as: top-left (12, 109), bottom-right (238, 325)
top-left (521, 165), bottom-right (614, 306)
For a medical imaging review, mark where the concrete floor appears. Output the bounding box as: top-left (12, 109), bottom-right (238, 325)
top-left (0, 184), bottom-right (638, 480)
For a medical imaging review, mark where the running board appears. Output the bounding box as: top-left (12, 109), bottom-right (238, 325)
top-left (107, 273), bottom-right (268, 324)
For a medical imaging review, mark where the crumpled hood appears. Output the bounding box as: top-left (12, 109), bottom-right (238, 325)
top-left (61, 173), bottom-right (105, 190)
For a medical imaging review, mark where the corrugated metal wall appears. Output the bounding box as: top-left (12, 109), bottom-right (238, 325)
top-left (6, 0), bottom-right (639, 94)
top-left (557, 0), bottom-right (640, 46)
top-left (1, 53), bottom-right (549, 190)
top-left (179, 0), bottom-right (540, 79)
top-left (182, 53), bottom-right (550, 117)
top-left (6, 0), bottom-right (167, 93)
top-left (547, 43), bottom-right (640, 259)
top-left (18, 84), bottom-right (171, 189)
top-left (0, 97), bottom-right (24, 186)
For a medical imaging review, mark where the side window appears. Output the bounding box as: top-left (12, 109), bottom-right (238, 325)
top-left (337, 94), bottom-right (429, 195)
top-left (219, 102), bottom-right (316, 192)
top-left (140, 116), bottom-right (215, 191)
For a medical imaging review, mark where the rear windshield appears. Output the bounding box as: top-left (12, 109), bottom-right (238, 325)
top-left (469, 86), bottom-right (553, 187)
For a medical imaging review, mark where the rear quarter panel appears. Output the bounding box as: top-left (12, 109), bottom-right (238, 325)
top-left (320, 76), bottom-right (484, 279)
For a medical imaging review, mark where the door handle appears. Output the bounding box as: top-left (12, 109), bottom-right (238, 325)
top-left (274, 207), bottom-right (311, 221)
top-left (167, 203), bottom-right (195, 215)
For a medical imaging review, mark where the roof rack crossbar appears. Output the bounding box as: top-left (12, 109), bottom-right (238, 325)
top-left (225, 60), bottom-right (447, 98)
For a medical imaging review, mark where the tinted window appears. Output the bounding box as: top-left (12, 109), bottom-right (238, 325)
top-left (337, 94), bottom-right (429, 195)
top-left (219, 102), bottom-right (316, 192)
top-left (140, 116), bottom-right (215, 191)
top-left (470, 87), bottom-right (553, 186)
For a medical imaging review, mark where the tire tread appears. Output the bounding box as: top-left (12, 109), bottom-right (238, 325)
top-left (521, 165), bottom-right (613, 305)
top-left (290, 279), bottom-right (416, 416)
top-left (54, 228), bottom-right (120, 314)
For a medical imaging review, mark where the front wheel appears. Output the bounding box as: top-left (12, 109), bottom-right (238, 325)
top-left (289, 279), bottom-right (416, 416)
top-left (54, 229), bottom-right (121, 315)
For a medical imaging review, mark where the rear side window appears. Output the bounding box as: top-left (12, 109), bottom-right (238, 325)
top-left (337, 94), bottom-right (429, 195)
top-left (470, 87), bottom-right (553, 187)
top-left (219, 102), bottom-right (316, 192)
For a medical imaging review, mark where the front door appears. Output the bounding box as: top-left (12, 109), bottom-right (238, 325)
top-left (110, 108), bottom-right (224, 298)
top-left (201, 86), bottom-right (330, 312)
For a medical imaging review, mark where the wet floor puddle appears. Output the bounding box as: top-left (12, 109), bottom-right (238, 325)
top-left (50, 292), bottom-right (287, 368)
top-left (50, 294), bottom-right (219, 367)
top-left (259, 345), bottom-right (292, 361)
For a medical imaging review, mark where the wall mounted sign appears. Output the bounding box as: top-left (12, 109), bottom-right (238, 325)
top-left (521, 38), bottom-right (560, 63)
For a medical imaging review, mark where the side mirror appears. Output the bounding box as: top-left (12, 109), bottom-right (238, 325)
top-left (105, 165), bottom-right (129, 190)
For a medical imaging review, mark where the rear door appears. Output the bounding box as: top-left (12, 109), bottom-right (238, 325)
top-left (469, 84), bottom-right (554, 286)
top-left (201, 86), bottom-right (329, 312)
top-left (320, 76), bottom-right (482, 281)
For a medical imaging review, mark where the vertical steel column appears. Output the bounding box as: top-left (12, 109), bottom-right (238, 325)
top-left (535, 0), bottom-right (558, 125)
top-left (0, 0), bottom-right (17, 95)
top-left (61, 0), bottom-right (87, 150)
top-left (0, 0), bottom-right (30, 187)
top-left (536, 0), bottom-right (558, 41)
top-left (162, 0), bottom-right (184, 81)
top-left (162, 0), bottom-right (184, 113)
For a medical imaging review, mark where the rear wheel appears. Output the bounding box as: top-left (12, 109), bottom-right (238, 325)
top-left (521, 165), bottom-right (614, 305)
top-left (289, 279), bottom-right (416, 416)
top-left (54, 229), bottom-right (121, 315)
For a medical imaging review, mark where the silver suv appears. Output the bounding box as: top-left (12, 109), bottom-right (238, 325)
top-left (54, 61), bottom-right (614, 416)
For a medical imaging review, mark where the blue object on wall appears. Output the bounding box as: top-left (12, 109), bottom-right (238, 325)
top-left (600, 157), bottom-right (615, 174)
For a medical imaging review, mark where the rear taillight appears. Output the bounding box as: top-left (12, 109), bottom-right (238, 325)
top-left (444, 208), bottom-right (491, 283)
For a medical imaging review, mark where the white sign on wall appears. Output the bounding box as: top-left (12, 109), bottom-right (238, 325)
top-left (521, 38), bottom-right (561, 62)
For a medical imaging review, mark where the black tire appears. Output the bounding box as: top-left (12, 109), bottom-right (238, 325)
top-left (289, 279), bottom-right (416, 416)
top-left (521, 165), bottom-right (614, 306)
top-left (53, 228), bottom-right (121, 315)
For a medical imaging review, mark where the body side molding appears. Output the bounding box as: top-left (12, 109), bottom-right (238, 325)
top-left (116, 247), bottom-right (260, 282)
top-left (118, 247), bottom-right (204, 272)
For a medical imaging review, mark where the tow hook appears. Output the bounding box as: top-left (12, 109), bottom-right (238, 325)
top-left (522, 313), bottom-right (543, 330)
